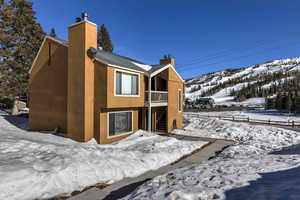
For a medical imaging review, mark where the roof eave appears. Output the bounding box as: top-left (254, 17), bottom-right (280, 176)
top-left (93, 57), bottom-right (146, 74)
top-left (149, 64), bottom-right (185, 82)
top-left (29, 36), bottom-right (68, 74)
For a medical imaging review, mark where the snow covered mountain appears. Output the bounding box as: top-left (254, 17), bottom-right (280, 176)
top-left (185, 57), bottom-right (300, 105)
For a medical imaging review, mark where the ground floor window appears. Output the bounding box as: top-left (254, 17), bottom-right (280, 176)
top-left (108, 111), bottom-right (133, 137)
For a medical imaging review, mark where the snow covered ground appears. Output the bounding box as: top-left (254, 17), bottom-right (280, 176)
top-left (202, 109), bottom-right (300, 122)
top-left (123, 113), bottom-right (300, 200)
top-left (214, 97), bottom-right (265, 107)
top-left (185, 57), bottom-right (300, 103)
top-left (0, 114), bottom-right (207, 200)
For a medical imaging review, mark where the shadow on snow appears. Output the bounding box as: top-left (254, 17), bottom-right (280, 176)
top-left (226, 144), bottom-right (300, 200)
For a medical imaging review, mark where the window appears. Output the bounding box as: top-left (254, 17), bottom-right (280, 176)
top-left (115, 70), bottom-right (139, 96)
top-left (178, 90), bottom-right (182, 112)
top-left (108, 111), bottom-right (133, 137)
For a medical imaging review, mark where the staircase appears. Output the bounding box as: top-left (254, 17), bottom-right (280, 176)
top-left (156, 110), bottom-right (167, 132)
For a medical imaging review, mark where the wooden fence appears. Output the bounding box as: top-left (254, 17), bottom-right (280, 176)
top-left (186, 113), bottom-right (300, 128)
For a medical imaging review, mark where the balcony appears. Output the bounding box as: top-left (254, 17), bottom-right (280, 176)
top-left (145, 91), bottom-right (168, 107)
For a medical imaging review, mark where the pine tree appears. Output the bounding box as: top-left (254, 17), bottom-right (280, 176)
top-left (97, 24), bottom-right (114, 52)
top-left (49, 27), bottom-right (56, 38)
top-left (0, 0), bottom-right (45, 100)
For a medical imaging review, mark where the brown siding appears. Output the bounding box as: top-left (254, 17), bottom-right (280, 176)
top-left (167, 67), bottom-right (184, 133)
top-left (106, 66), bottom-right (145, 108)
top-left (93, 63), bottom-right (143, 143)
top-left (28, 38), bottom-right (68, 132)
top-left (98, 108), bottom-right (139, 144)
top-left (67, 21), bottom-right (97, 142)
top-left (94, 62), bottom-right (107, 142)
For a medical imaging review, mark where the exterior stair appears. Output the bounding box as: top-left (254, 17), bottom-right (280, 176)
top-left (156, 110), bottom-right (167, 132)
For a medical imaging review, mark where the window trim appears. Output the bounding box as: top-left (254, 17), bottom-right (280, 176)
top-left (114, 69), bottom-right (140, 97)
top-left (178, 89), bottom-right (182, 112)
top-left (107, 110), bottom-right (134, 139)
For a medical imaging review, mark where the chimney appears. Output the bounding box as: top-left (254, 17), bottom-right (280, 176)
top-left (160, 54), bottom-right (175, 67)
top-left (67, 14), bottom-right (97, 142)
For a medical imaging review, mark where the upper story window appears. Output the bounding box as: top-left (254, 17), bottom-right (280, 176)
top-left (115, 70), bottom-right (139, 96)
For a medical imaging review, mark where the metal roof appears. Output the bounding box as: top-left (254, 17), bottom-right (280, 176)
top-left (87, 47), bottom-right (168, 74)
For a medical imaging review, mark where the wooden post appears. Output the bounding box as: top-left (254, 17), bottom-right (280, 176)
top-left (247, 117), bottom-right (250, 122)
top-left (148, 77), bottom-right (152, 132)
top-left (232, 116), bottom-right (234, 121)
top-left (292, 121), bottom-right (295, 128)
top-left (268, 119), bottom-right (271, 125)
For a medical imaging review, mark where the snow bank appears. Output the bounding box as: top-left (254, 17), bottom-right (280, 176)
top-left (203, 109), bottom-right (300, 122)
top-left (239, 97), bottom-right (265, 106)
top-left (0, 115), bottom-right (207, 200)
top-left (213, 97), bottom-right (265, 107)
top-left (123, 114), bottom-right (300, 200)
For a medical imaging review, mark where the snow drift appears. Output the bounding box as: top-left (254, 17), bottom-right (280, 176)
top-left (123, 114), bottom-right (300, 200)
top-left (0, 114), bottom-right (207, 200)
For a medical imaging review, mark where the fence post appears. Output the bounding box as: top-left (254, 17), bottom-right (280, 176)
top-left (292, 121), bottom-right (295, 128)
top-left (232, 116), bottom-right (235, 121)
top-left (248, 117), bottom-right (250, 122)
top-left (268, 119), bottom-right (270, 125)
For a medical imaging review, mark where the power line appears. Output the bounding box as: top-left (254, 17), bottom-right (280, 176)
top-left (176, 32), bottom-right (300, 69)
top-left (177, 31), bottom-right (300, 65)
top-left (178, 40), bottom-right (300, 74)
top-left (178, 39), bottom-right (300, 71)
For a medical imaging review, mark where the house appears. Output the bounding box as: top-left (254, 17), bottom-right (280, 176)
top-left (28, 16), bottom-right (185, 144)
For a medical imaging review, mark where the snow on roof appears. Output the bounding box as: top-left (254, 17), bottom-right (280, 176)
top-left (131, 61), bottom-right (152, 71)
top-left (87, 47), bottom-right (149, 72)
top-left (87, 47), bottom-right (169, 75)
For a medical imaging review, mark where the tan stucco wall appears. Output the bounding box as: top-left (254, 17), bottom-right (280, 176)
top-left (94, 62), bottom-right (107, 142)
top-left (106, 66), bottom-right (145, 108)
top-left (67, 21), bottom-right (97, 142)
top-left (167, 67), bottom-right (184, 133)
top-left (93, 62), bottom-right (143, 143)
top-left (98, 108), bottom-right (139, 144)
top-left (28, 38), bottom-right (68, 132)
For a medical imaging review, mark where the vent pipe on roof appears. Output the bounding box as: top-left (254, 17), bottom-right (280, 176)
top-left (82, 12), bottom-right (88, 21)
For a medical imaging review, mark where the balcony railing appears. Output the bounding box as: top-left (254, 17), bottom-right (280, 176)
top-left (145, 91), bottom-right (168, 104)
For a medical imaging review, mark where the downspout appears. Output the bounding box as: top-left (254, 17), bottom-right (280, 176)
top-left (148, 75), bottom-right (152, 132)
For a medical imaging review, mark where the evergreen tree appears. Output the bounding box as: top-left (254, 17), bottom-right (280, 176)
top-left (0, 0), bottom-right (44, 100)
top-left (97, 24), bottom-right (113, 52)
top-left (49, 27), bottom-right (56, 38)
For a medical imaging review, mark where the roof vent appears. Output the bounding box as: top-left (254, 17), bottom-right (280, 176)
top-left (82, 12), bottom-right (88, 21)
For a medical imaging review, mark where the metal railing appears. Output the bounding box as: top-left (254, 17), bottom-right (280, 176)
top-left (145, 91), bottom-right (168, 103)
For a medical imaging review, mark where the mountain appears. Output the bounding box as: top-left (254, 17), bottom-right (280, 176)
top-left (185, 57), bottom-right (300, 106)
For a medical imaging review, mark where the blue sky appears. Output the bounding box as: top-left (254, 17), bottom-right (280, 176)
top-left (30, 0), bottom-right (300, 79)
